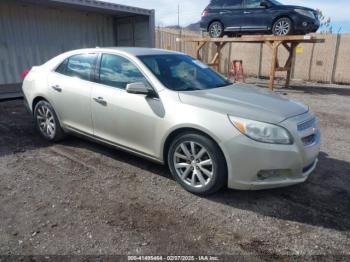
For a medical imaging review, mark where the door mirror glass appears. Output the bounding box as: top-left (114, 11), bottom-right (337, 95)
top-left (126, 82), bottom-right (150, 95)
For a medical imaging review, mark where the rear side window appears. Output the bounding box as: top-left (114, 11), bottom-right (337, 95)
top-left (99, 54), bottom-right (147, 90)
top-left (55, 59), bottom-right (68, 74)
top-left (209, 0), bottom-right (226, 8)
top-left (223, 0), bottom-right (243, 8)
top-left (55, 54), bottom-right (96, 81)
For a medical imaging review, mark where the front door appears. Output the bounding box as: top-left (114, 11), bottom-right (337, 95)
top-left (91, 53), bottom-right (162, 157)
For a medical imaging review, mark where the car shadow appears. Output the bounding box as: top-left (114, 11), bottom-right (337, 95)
top-left (288, 85), bottom-right (350, 96)
top-left (58, 135), bottom-right (350, 232)
top-left (2, 101), bottom-right (350, 232)
top-left (253, 81), bottom-right (350, 97)
top-left (59, 135), bottom-right (172, 181)
top-left (206, 151), bottom-right (350, 232)
top-left (0, 100), bottom-right (51, 158)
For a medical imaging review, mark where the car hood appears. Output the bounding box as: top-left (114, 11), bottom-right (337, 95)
top-left (178, 84), bottom-right (308, 124)
top-left (283, 5), bottom-right (316, 12)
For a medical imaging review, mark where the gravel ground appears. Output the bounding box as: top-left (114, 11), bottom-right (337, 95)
top-left (0, 83), bottom-right (349, 258)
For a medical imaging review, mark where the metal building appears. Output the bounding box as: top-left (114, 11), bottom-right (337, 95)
top-left (0, 0), bottom-right (155, 87)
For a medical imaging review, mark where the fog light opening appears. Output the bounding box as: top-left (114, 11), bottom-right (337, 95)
top-left (257, 169), bottom-right (291, 180)
top-left (302, 22), bottom-right (308, 27)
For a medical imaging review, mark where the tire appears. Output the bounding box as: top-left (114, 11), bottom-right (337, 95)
top-left (272, 17), bottom-right (293, 36)
top-left (208, 21), bottom-right (224, 38)
top-left (34, 100), bottom-right (65, 142)
top-left (167, 133), bottom-right (227, 195)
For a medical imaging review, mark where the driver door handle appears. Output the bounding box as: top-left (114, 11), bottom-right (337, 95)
top-left (93, 97), bottom-right (107, 106)
top-left (244, 11), bottom-right (252, 14)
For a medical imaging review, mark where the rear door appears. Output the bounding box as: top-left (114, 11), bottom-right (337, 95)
top-left (219, 0), bottom-right (244, 32)
top-left (241, 0), bottom-right (271, 31)
top-left (47, 53), bottom-right (97, 135)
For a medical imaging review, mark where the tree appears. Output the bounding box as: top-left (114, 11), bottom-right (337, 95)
top-left (316, 9), bottom-right (332, 34)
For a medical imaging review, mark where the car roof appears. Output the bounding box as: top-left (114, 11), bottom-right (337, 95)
top-left (106, 47), bottom-right (181, 56)
top-left (71, 47), bottom-right (182, 57)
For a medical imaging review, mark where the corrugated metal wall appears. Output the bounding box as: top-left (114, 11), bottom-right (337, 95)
top-left (0, 1), bottom-right (153, 85)
top-left (115, 16), bottom-right (151, 47)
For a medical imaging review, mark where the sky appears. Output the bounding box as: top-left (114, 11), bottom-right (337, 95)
top-left (104, 0), bottom-right (350, 33)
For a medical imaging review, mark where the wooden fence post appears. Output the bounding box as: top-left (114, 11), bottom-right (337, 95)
top-left (331, 34), bottom-right (341, 84)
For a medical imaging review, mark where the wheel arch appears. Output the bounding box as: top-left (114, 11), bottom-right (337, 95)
top-left (207, 19), bottom-right (224, 31)
top-left (162, 127), bottom-right (227, 169)
top-left (32, 96), bottom-right (48, 113)
top-left (31, 96), bottom-right (64, 128)
top-left (271, 15), bottom-right (294, 31)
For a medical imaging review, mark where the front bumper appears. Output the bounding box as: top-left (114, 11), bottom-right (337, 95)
top-left (221, 112), bottom-right (320, 190)
top-left (293, 15), bottom-right (320, 33)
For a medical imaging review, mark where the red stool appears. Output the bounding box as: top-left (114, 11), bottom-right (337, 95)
top-left (228, 60), bottom-right (246, 82)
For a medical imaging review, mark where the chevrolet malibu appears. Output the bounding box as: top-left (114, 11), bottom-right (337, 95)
top-left (22, 48), bottom-right (320, 195)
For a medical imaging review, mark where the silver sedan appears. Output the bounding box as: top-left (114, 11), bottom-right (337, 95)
top-left (22, 48), bottom-right (320, 195)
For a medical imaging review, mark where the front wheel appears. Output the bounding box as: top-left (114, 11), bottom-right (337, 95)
top-left (272, 17), bottom-right (293, 36)
top-left (208, 21), bottom-right (224, 38)
top-left (167, 133), bottom-right (227, 195)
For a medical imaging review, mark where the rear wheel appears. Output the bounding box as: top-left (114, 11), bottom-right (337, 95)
top-left (208, 21), bottom-right (224, 38)
top-left (272, 17), bottom-right (293, 36)
top-left (34, 100), bottom-right (65, 142)
top-left (167, 133), bottom-right (227, 195)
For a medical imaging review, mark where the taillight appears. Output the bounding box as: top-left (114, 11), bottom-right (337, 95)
top-left (21, 70), bottom-right (29, 80)
top-left (201, 9), bottom-right (209, 17)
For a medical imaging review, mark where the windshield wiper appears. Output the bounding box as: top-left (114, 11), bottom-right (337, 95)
top-left (215, 83), bottom-right (232, 87)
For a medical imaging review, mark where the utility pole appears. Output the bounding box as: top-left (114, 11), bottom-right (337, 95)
top-left (178, 4), bottom-right (182, 52)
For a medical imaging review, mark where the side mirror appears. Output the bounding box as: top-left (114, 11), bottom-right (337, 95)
top-left (260, 0), bottom-right (269, 8)
top-left (126, 82), bottom-right (150, 95)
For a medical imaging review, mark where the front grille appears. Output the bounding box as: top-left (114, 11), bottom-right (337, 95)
top-left (297, 117), bottom-right (316, 132)
top-left (297, 117), bottom-right (318, 146)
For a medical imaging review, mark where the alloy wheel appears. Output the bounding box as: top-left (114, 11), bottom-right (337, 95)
top-left (173, 141), bottom-right (214, 188)
top-left (210, 22), bottom-right (223, 38)
top-left (274, 20), bottom-right (290, 35)
top-left (36, 104), bottom-right (56, 139)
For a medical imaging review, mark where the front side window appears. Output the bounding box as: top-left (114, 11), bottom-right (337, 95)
top-left (245, 0), bottom-right (263, 8)
top-left (55, 54), bottom-right (96, 81)
top-left (224, 0), bottom-right (243, 8)
top-left (99, 54), bottom-right (147, 90)
top-left (138, 54), bottom-right (231, 92)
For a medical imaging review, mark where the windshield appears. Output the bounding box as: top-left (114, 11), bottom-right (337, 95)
top-left (269, 0), bottom-right (282, 5)
top-left (138, 54), bottom-right (231, 91)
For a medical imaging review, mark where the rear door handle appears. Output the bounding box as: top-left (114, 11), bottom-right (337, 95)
top-left (220, 11), bottom-right (230, 14)
top-left (244, 11), bottom-right (251, 14)
top-left (93, 97), bottom-right (107, 106)
top-left (51, 85), bottom-right (62, 92)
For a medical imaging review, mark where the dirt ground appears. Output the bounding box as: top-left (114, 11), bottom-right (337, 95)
top-left (0, 83), bottom-right (349, 258)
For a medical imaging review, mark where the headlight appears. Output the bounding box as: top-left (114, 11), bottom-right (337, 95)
top-left (294, 9), bottom-right (315, 19)
top-left (228, 116), bottom-right (293, 145)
